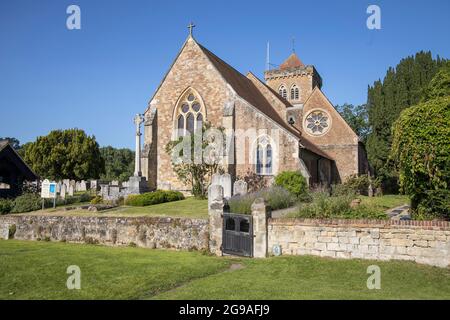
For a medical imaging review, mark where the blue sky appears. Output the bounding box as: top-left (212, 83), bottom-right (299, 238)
top-left (0, 0), bottom-right (449, 149)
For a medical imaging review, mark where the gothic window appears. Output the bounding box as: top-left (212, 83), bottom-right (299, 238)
top-left (174, 89), bottom-right (205, 137)
top-left (290, 84), bottom-right (299, 100)
top-left (304, 110), bottom-right (331, 135)
top-left (255, 136), bottom-right (274, 175)
top-left (278, 85), bottom-right (287, 100)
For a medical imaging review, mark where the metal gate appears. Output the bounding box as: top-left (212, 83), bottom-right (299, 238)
top-left (222, 213), bottom-right (253, 257)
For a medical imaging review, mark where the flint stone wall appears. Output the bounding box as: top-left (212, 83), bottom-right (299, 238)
top-left (268, 218), bottom-right (450, 268)
top-left (0, 215), bottom-right (209, 251)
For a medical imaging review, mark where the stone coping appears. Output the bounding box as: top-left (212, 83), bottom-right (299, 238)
top-left (0, 214), bottom-right (208, 225)
top-left (269, 217), bottom-right (450, 230)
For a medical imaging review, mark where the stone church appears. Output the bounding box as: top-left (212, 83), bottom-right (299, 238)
top-left (141, 32), bottom-right (369, 192)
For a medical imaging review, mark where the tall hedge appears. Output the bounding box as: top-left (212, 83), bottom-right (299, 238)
top-left (390, 96), bottom-right (450, 217)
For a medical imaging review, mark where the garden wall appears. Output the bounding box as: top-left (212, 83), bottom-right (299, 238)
top-left (0, 215), bottom-right (209, 251)
top-left (268, 218), bottom-right (450, 268)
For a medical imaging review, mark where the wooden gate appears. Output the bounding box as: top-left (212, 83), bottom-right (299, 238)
top-left (222, 213), bottom-right (253, 257)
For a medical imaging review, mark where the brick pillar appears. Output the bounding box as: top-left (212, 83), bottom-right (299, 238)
top-left (251, 198), bottom-right (271, 258)
top-left (208, 184), bottom-right (224, 256)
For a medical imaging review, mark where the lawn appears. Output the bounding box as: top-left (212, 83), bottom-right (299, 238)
top-left (359, 194), bottom-right (410, 212)
top-left (20, 197), bottom-right (209, 219)
top-left (1, 240), bottom-right (449, 300)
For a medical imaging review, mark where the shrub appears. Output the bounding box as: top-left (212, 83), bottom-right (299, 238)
top-left (332, 174), bottom-right (380, 196)
top-left (90, 196), bottom-right (103, 205)
top-left (237, 169), bottom-right (268, 193)
top-left (228, 186), bottom-right (296, 214)
top-left (291, 192), bottom-right (388, 220)
top-left (124, 190), bottom-right (185, 206)
top-left (8, 224), bottom-right (16, 238)
top-left (274, 171), bottom-right (308, 198)
top-left (0, 199), bottom-right (13, 214)
top-left (391, 95), bottom-right (450, 218)
top-left (416, 189), bottom-right (450, 220)
top-left (11, 193), bottom-right (41, 213)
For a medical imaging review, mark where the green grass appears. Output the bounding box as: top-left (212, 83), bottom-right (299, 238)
top-left (1, 240), bottom-right (449, 300)
top-left (0, 240), bottom-right (228, 299)
top-left (18, 197), bottom-right (208, 219)
top-left (359, 195), bottom-right (410, 212)
top-left (154, 255), bottom-right (450, 300)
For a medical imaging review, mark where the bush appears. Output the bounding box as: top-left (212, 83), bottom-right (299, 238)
top-left (90, 196), bottom-right (103, 205)
top-left (11, 193), bottom-right (41, 213)
top-left (332, 174), bottom-right (379, 196)
top-left (391, 95), bottom-right (450, 218)
top-left (416, 189), bottom-right (450, 220)
top-left (124, 190), bottom-right (185, 206)
top-left (274, 171), bottom-right (308, 198)
top-left (0, 199), bottom-right (13, 214)
top-left (228, 186), bottom-right (296, 214)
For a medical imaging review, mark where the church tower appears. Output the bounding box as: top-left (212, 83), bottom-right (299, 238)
top-left (264, 52), bottom-right (322, 106)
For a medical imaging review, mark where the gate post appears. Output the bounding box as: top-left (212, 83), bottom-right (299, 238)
top-left (208, 184), bottom-right (224, 256)
top-left (251, 198), bottom-right (271, 258)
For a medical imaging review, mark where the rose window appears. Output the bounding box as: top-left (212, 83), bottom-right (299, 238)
top-left (305, 110), bottom-right (330, 135)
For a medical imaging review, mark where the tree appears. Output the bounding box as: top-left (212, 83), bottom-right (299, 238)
top-left (99, 146), bottom-right (134, 182)
top-left (390, 64), bottom-right (450, 218)
top-left (165, 123), bottom-right (224, 199)
top-left (0, 137), bottom-right (20, 149)
top-left (23, 129), bottom-right (105, 180)
top-left (366, 51), bottom-right (447, 191)
top-left (335, 104), bottom-right (370, 142)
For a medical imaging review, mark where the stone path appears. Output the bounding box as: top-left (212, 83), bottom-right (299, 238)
top-left (387, 204), bottom-right (411, 220)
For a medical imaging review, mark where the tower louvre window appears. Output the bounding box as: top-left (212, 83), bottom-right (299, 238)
top-left (278, 85), bottom-right (287, 100)
top-left (291, 84), bottom-right (299, 100)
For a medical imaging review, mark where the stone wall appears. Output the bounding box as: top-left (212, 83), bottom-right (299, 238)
top-left (268, 218), bottom-right (450, 268)
top-left (0, 215), bottom-right (209, 251)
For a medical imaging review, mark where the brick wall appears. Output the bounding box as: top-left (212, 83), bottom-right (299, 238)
top-left (268, 218), bottom-right (450, 268)
top-left (0, 215), bottom-right (209, 251)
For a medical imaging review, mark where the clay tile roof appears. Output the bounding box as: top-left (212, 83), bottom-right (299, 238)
top-left (280, 53), bottom-right (304, 70)
top-left (196, 43), bottom-right (332, 161)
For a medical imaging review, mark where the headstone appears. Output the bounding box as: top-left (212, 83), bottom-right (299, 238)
top-left (63, 179), bottom-right (70, 186)
top-left (233, 180), bottom-right (247, 196)
top-left (208, 184), bottom-right (224, 211)
top-left (56, 181), bottom-right (61, 194)
top-left (80, 180), bottom-right (87, 191)
top-left (111, 180), bottom-right (119, 186)
top-left (211, 173), bottom-right (221, 186)
top-left (60, 184), bottom-right (66, 199)
top-left (90, 180), bottom-right (98, 191)
top-left (75, 181), bottom-right (81, 192)
top-left (68, 184), bottom-right (74, 197)
top-left (220, 173), bottom-right (232, 199)
top-left (368, 184), bottom-right (374, 197)
top-left (100, 184), bottom-right (110, 198)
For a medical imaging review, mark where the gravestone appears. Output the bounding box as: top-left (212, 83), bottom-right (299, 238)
top-left (56, 181), bottom-right (61, 194)
top-left (80, 180), bottom-right (87, 191)
top-left (220, 173), bottom-right (232, 199)
top-left (111, 180), bottom-right (119, 186)
top-left (60, 184), bottom-right (66, 199)
top-left (211, 173), bottom-right (221, 186)
top-left (75, 181), bottom-right (81, 192)
top-left (90, 180), bottom-right (98, 191)
top-left (233, 180), bottom-right (247, 196)
top-left (68, 184), bottom-right (74, 196)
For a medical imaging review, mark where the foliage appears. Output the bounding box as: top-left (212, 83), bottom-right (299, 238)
top-left (125, 190), bottom-right (185, 207)
top-left (165, 123), bottom-right (224, 199)
top-left (391, 94), bottom-right (450, 218)
top-left (366, 51), bottom-right (447, 187)
top-left (334, 104), bottom-right (370, 142)
top-left (274, 171), bottom-right (308, 198)
top-left (228, 186), bottom-right (296, 214)
top-left (0, 137), bottom-right (20, 149)
top-left (11, 193), bottom-right (42, 213)
top-left (332, 174), bottom-right (380, 196)
top-left (90, 196), bottom-right (103, 205)
top-left (237, 169), bottom-right (267, 193)
top-left (23, 129), bottom-right (105, 181)
top-left (0, 198), bottom-right (13, 214)
top-left (99, 146), bottom-right (134, 182)
top-left (292, 192), bottom-right (387, 220)
top-left (421, 61), bottom-right (450, 101)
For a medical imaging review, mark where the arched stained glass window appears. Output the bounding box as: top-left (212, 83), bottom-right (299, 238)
top-left (278, 85), bottom-right (287, 100)
top-left (255, 136), bottom-right (274, 176)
